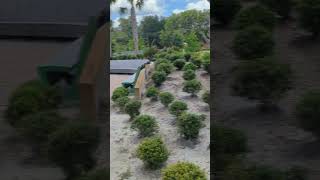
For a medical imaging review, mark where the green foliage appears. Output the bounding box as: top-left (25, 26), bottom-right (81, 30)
top-left (140, 15), bottom-right (165, 47)
top-left (202, 57), bottom-right (210, 73)
top-left (17, 111), bottom-right (65, 143)
top-left (47, 121), bottom-right (99, 178)
top-left (156, 63), bottom-right (174, 75)
top-left (124, 100), bottom-right (142, 119)
top-left (296, 0), bottom-right (320, 37)
top-left (185, 32), bottom-right (201, 52)
top-left (202, 91), bottom-right (210, 104)
top-left (296, 90), bottom-right (320, 137)
top-left (183, 79), bottom-right (202, 96)
top-left (162, 162), bottom-right (207, 180)
top-left (6, 80), bottom-right (62, 124)
top-left (143, 47), bottom-right (158, 61)
top-left (183, 70), bottom-right (196, 80)
top-left (234, 4), bottom-right (276, 31)
top-left (112, 87), bottom-right (129, 102)
top-left (232, 25), bottom-right (275, 60)
top-left (177, 112), bottom-right (204, 139)
top-left (166, 52), bottom-right (184, 62)
top-left (146, 86), bottom-right (160, 100)
top-left (136, 137), bottom-right (169, 168)
top-left (232, 58), bottom-right (292, 106)
top-left (75, 168), bottom-right (109, 180)
top-left (259, 0), bottom-right (293, 19)
top-left (155, 59), bottom-right (171, 68)
top-left (132, 115), bottom-right (158, 137)
top-left (174, 59), bottom-right (186, 70)
top-left (152, 71), bottom-right (167, 86)
top-left (190, 56), bottom-right (202, 68)
top-left (159, 92), bottom-right (175, 107)
top-left (212, 0), bottom-right (242, 25)
top-left (182, 62), bottom-right (197, 71)
top-left (184, 53), bottom-right (192, 61)
top-left (115, 96), bottom-right (130, 111)
top-left (160, 30), bottom-right (184, 48)
top-left (169, 101), bottom-right (188, 116)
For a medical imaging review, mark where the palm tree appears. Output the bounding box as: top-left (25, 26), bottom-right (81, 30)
top-left (112, 0), bottom-right (144, 54)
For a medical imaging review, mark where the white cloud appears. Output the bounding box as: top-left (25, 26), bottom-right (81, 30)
top-left (172, 0), bottom-right (210, 14)
top-left (111, 0), bottom-right (164, 17)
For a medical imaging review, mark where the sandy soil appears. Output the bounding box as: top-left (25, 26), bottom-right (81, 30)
top-left (110, 74), bottom-right (131, 96)
top-left (110, 69), bottom-right (210, 179)
top-left (0, 39), bottom-right (71, 180)
top-left (213, 22), bottom-right (320, 179)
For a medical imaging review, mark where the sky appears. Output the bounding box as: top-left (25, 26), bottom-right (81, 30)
top-left (111, 0), bottom-right (210, 27)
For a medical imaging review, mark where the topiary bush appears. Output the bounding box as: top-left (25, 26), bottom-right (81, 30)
top-left (156, 62), bottom-right (174, 75)
top-left (143, 47), bottom-right (158, 61)
top-left (169, 101), bottom-right (188, 116)
top-left (202, 58), bottom-right (210, 73)
top-left (232, 25), bottom-right (274, 60)
top-left (174, 59), bottom-right (186, 70)
top-left (232, 58), bottom-right (292, 109)
top-left (111, 87), bottom-right (129, 102)
top-left (234, 4), bottom-right (276, 31)
top-left (184, 53), bottom-right (192, 61)
top-left (155, 59), bottom-right (171, 68)
top-left (202, 91), bottom-right (210, 104)
top-left (17, 111), bottom-right (65, 143)
top-left (259, 0), bottom-right (293, 20)
top-left (182, 62), bottom-right (197, 71)
top-left (159, 92), bottom-right (175, 107)
top-left (132, 115), bottom-right (158, 137)
top-left (190, 56), bottom-right (202, 68)
top-left (47, 121), bottom-right (99, 179)
top-left (296, 90), bottom-right (320, 137)
top-left (124, 99), bottom-right (142, 119)
top-left (162, 162), bottom-right (207, 180)
top-left (146, 86), bottom-right (160, 101)
top-left (75, 168), bottom-right (109, 180)
top-left (6, 80), bottom-right (62, 124)
top-left (152, 71), bottom-right (167, 86)
top-left (183, 79), bottom-right (202, 96)
top-left (296, 0), bottom-right (320, 38)
top-left (115, 96), bottom-right (130, 111)
top-left (183, 70), bottom-right (196, 81)
top-left (177, 112), bottom-right (205, 139)
top-left (136, 137), bottom-right (169, 168)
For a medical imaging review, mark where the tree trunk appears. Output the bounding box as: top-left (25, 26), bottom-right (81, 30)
top-left (130, 4), bottom-right (139, 54)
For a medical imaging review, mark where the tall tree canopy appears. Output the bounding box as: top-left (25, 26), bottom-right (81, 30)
top-left (140, 16), bottom-right (165, 47)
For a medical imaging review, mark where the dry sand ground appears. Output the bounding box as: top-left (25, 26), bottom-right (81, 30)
top-left (0, 39), bottom-right (71, 180)
top-left (110, 69), bottom-right (210, 179)
top-left (213, 22), bottom-right (320, 179)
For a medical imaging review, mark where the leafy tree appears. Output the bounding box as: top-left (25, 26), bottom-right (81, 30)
top-left (160, 30), bottom-right (184, 48)
top-left (234, 4), bottom-right (276, 31)
top-left (212, 0), bottom-right (242, 25)
top-left (140, 16), bottom-right (165, 47)
top-left (232, 25), bottom-right (274, 60)
top-left (232, 58), bottom-right (292, 109)
top-left (185, 32), bottom-right (201, 52)
top-left (296, 0), bottom-right (320, 38)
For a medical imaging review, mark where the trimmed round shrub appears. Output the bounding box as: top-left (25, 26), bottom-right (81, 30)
top-left (17, 111), bottom-right (65, 143)
top-left (296, 0), bottom-right (320, 38)
top-left (190, 56), bottom-right (202, 68)
top-left (136, 137), bottom-right (169, 168)
top-left (182, 62), bottom-right (197, 71)
top-left (47, 121), bottom-right (99, 178)
top-left (6, 80), bottom-right (62, 124)
top-left (167, 53), bottom-right (184, 62)
top-left (152, 71), bottom-right (167, 86)
top-left (169, 101), bottom-right (188, 116)
top-left (296, 90), bottom-right (320, 137)
top-left (75, 168), bottom-right (109, 180)
top-left (162, 162), bottom-right (207, 180)
top-left (159, 92), bottom-right (175, 107)
top-left (212, 0), bottom-right (242, 25)
top-left (259, 0), bottom-right (293, 20)
top-left (143, 47), bottom-right (158, 61)
top-left (115, 96), bottom-right (130, 111)
top-left (234, 4), bottom-right (276, 31)
top-left (146, 86), bottom-right (160, 101)
top-left (124, 100), bottom-right (142, 119)
top-left (232, 25), bottom-right (274, 60)
top-left (156, 63), bottom-right (174, 75)
top-left (202, 58), bottom-right (210, 73)
top-left (174, 59), bottom-right (186, 70)
top-left (177, 112), bottom-right (204, 139)
top-left (184, 53), bottom-right (192, 61)
top-left (183, 70), bottom-right (196, 81)
top-left (183, 79), bottom-right (202, 96)
top-left (155, 59), bottom-right (171, 68)
top-left (132, 115), bottom-right (158, 137)
top-left (232, 58), bottom-right (292, 108)
top-left (111, 87), bottom-right (129, 102)
top-left (202, 91), bottom-right (210, 104)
